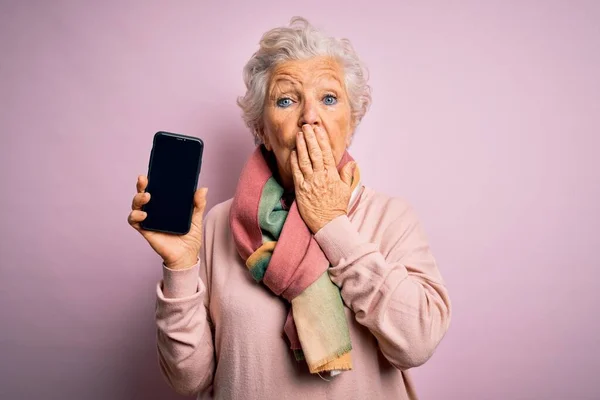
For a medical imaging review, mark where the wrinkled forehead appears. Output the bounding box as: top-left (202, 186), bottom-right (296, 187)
top-left (269, 57), bottom-right (345, 89)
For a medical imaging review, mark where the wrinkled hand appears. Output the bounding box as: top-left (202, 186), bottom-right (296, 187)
top-left (127, 175), bottom-right (208, 270)
top-left (290, 124), bottom-right (356, 234)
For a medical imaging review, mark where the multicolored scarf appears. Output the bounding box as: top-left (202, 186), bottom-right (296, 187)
top-left (229, 145), bottom-right (361, 374)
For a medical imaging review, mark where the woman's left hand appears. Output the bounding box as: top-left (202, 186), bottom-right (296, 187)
top-left (290, 124), bottom-right (356, 234)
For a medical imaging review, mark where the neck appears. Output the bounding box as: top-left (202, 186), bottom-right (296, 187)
top-left (275, 167), bottom-right (295, 193)
top-left (261, 145), bottom-right (295, 192)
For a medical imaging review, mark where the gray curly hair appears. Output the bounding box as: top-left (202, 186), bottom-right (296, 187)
top-left (237, 17), bottom-right (372, 145)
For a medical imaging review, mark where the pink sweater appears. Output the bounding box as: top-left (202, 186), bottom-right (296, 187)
top-left (155, 186), bottom-right (451, 399)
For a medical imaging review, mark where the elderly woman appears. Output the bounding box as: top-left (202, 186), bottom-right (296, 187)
top-left (128, 17), bottom-right (450, 400)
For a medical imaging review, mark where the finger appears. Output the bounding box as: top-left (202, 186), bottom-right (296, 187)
top-left (296, 130), bottom-right (313, 176)
top-left (191, 187), bottom-right (208, 220)
top-left (131, 192), bottom-right (151, 211)
top-left (314, 126), bottom-right (336, 168)
top-left (127, 209), bottom-right (147, 228)
top-left (301, 125), bottom-right (324, 171)
top-left (137, 175), bottom-right (148, 194)
top-left (340, 161), bottom-right (355, 186)
top-left (290, 150), bottom-right (305, 187)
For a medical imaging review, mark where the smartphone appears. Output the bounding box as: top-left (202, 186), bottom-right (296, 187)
top-left (140, 131), bottom-right (204, 235)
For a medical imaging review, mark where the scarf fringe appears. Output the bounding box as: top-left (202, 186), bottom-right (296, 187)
top-left (309, 343), bottom-right (353, 373)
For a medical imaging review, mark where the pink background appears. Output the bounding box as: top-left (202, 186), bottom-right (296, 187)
top-left (1, 1), bottom-right (599, 399)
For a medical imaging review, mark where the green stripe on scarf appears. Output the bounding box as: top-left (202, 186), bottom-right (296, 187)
top-left (249, 177), bottom-right (287, 281)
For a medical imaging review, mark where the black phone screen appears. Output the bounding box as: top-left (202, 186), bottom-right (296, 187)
top-left (141, 132), bottom-right (203, 235)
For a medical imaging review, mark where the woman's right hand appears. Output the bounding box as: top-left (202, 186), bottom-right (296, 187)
top-left (127, 175), bottom-right (208, 270)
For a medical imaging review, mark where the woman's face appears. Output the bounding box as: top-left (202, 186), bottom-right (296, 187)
top-left (261, 56), bottom-right (353, 190)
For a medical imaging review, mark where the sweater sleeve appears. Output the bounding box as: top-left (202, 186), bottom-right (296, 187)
top-left (314, 205), bottom-right (451, 370)
top-left (155, 221), bottom-right (216, 396)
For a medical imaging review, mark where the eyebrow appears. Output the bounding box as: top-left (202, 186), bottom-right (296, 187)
top-left (314, 71), bottom-right (344, 86)
top-left (272, 79), bottom-right (296, 89)
top-left (268, 77), bottom-right (297, 99)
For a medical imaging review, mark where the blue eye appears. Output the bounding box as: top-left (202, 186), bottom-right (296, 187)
top-left (277, 98), bottom-right (293, 108)
top-left (323, 95), bottom-right (338, 105)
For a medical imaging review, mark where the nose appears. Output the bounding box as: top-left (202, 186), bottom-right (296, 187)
top-left (298, 98), bottom-right (321, 128)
